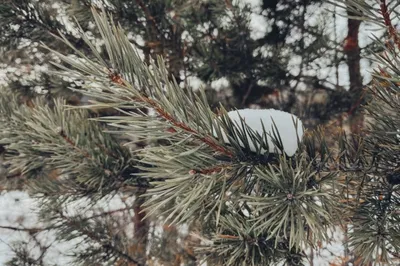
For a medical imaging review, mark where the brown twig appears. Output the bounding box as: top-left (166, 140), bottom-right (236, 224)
top-left (143, 97), bottom-right (234, 157)
top-left (344, 4), bottom-right (363, 135)
top-left (190, 164), bottom-right (232, 175)
top-left (380, 0), bottom-right (400, 50)
top-left (59, 129), bottom-right (91, 159)
top-left (107, 60), bottom-right (234, 158)
top-left (241, 83), bottom-right (254, 107)
top-left (0, 225), bottom-right (43, 233)
top-left (224, 0), bottom-right (233, 9)
top-left (135, 0), bottom-right (160, 36)
top-left (58, 128), bottom-right (131, 181)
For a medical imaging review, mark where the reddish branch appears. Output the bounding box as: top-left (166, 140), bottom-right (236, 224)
top-left (59, 129), bottom-right (91, 159)
top-left (143, 97), bottom-right (234, 157)
top-left (109, 71), bottom-right (234, 157)
top-left (346, 90), bottom-right (366, 118)
top-left (59, 127), bottom-right (123, 170)
top-left (344, 15), bottom-right (362, 94)
top-left (108, 70), bottom-right (236, 264)
top-left (380, 0), bottom-right (400, 50)
top-left (224, 0), bottom-right (233, 9)
top-left (190, 164), bottom-right (232, 175)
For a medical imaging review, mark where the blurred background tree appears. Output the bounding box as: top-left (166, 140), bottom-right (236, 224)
top-left (0, 0), bottom-right (385, 125)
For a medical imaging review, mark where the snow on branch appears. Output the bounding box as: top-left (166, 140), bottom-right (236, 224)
top-left (217, 109), bottom-right (304, 157)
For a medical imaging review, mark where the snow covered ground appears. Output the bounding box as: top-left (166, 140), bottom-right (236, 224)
top-left (0, 191), bottom-right (132, 265)
top-left (0, 191), bottom-right (347, 265)
top-left (0, 190), bottom-right (38, 264)
top-left (0, 191), bottom-right (79, 264)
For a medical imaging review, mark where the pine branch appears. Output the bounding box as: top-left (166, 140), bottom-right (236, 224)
top-left (39, 8), bottom-right (351, 265)
top-left (0, 91), bottom-right (140, 197)
top-left (380, 0), bottom-right (400, 50)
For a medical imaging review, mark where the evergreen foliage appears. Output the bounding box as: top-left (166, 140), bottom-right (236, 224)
top-left (0, 0), bottom-right (399, 265)
top-left (0, 9), bottom-right (343, 264)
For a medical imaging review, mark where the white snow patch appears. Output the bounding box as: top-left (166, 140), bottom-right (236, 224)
top-left (211, 77), bottom-right (229, 91)
top-left (0, 191), bottom-right (135, 265)
top-left (217, 109), bottom-right (304, 156)
top-left (186, 76), bottom-right (205, 90)
top-left (249, 13), bottom-right (268, 40)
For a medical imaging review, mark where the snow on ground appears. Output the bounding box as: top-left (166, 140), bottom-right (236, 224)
top-left (0, 191), bottom-right (347, 265)
top-left (0, 191), bottom-right (38, 264)
top-left (0, 191), bottom-right (81, 264)
top-left (0, 191), bottom-right (131, 265)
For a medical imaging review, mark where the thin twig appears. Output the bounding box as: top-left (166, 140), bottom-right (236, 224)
top-left (241, 83), bottom-right (254, 107)
top-left (107, 71), bottom-right (233, 157)
top-left (59, 210), bottom-right (146, 265)
top-left (380, 0), bottom-right (400, 50)
top-left (135, 0), bottom-right (160, 36)
top-left (0, 206), bottom-right (135, 234)
top-left (143, 97), bottom-right (234, 157)
top-left (191, 163), bottom-right (232, 175)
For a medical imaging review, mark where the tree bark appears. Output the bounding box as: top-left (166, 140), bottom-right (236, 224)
top-left (344, 8), bottom-right (363, 135)
top-left (131, 189), bottom-right (149, 264)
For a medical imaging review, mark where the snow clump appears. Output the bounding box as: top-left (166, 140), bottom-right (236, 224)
top-left (217, 109), bottom-right (304, 156)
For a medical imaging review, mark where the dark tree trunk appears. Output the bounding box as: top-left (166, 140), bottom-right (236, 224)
top-left (344, 9), bottom-right (363, 135)
top-left (127, 192), bottom-right (148, 265)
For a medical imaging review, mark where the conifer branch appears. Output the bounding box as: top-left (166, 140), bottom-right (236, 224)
top-left (380, 0), bottom-right (400, 50)
top-left (58, 128), bottom-right (91, 159)
top-left (106, 70), bottom-right (235, 157)
top-left (139, 96), bottom-right (234, 158)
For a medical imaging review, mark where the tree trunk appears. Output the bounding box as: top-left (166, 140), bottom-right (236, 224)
top-left (344, 9), bottom-right (363, 135)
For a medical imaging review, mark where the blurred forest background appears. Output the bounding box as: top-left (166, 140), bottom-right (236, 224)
top-left (0, 0), bottom-right (393, 265)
